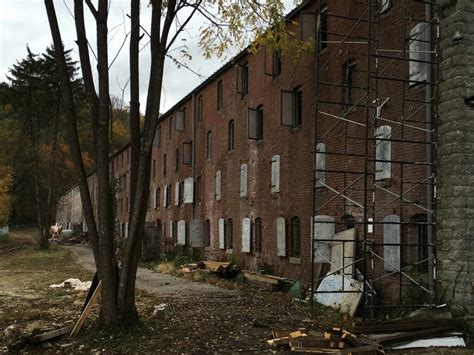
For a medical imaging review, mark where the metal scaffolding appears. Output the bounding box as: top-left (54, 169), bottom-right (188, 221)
top-left (311, 0), bottom-right (439, 317)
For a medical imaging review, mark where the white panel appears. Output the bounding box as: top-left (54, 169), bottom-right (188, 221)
top-left (174, 181), bottom-right (180, 206)
top-left (375, 125), bottom-right (391, 180)
top-left (241, 218), bottom-right (251, 253)
top-left (384, 215), bottom-right (400, 272)
top-left (163, 185), bottom-right (168, 207)
top-left (240, 164), bottom-right (248, 198)
top-left (169, 221), bottom-right (174, 241)
top-left (124, 223), bottom-right (128, 239)
top-left (271, 155), bottom-right (280, 194)
top-left (313, 215), bottom-right (335, 263)
top-left (189, 219), bottom-right (203, 247)
top-left (153, 188), bottom-right (157, 209)
top-left (316, 143), bottom-right (326, 188)
top-left (177, 220), bottom-right (186, 245)
top-left (409, 23), bottom-right (429, 85)
top-left (276, 217), bottom-right (286, 256)
top-left (215, 170), bottom-right (222, 201)
top-left (218, 218), bottom-right (225, 249)
top-left (184, 177), bottom-right (194, 204)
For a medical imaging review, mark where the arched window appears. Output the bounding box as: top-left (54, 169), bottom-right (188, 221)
top-left (206, 131), bottom-right (212, 160)
top-left (254, 217), bottom-right (263, 254)
top-left (290, 217), bottom-right (301, 258)
top-left (342, 214), bottom-right (355, 230)
top-left (228, 120), bottom-right (235, 151)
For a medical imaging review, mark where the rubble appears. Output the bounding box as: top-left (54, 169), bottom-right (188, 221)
top-left (49, 278), bottom-right (92, 291)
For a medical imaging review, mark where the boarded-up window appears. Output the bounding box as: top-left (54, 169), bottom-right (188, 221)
top-left (276, 217), bottom-right (286, 257)
top-left (169, 220), bottom-right (174, 242)
top-left (281, 88), bottom-right (302, 127)
top-left (183, 141), bottom-right (192, 165)
top-left (312, 215), bottom-right (335, 263)
top-left (383, 215), bottom-right (400, 272)
top-left (409, 23), bottom-right (429, 86)
top-left (163, 185), bottom-right (168, 207)
top-left (175, 108), bottom-right (185, 131)
top-left (177, 220), bottom-right (186, 245)
top-left (316, 143), bottom-right (326, 187)
top-left (184, 177), bottom-right (194, 204)
top-left (241, 218), bottom-right (251, 253)
top-left (153, 126), bottom-right (161, 147)
top-left (375, 125), bottom-right (391, 180)
top-left (301, 12), bottom-right (316, 41)
top-left (219, 218), bottom-right (225, 249)
top-left (174, 182), bottom-right (180, 206)
top-left (240, 164), bottom-right (248, 198)
top-left (215, 170), bottom-right (222, 201)
top-left (189, 219), bottom-right (203, 247)
top-left (271, 155), bottom-right (280, 194)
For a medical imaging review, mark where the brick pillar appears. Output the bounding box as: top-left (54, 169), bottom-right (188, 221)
top-left (437, 0), bottom-right (474, 314)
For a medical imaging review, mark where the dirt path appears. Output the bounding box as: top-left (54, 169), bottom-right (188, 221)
top-left (65, 245), bottom-right (233, 297)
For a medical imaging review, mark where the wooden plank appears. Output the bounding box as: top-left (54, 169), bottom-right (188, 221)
top-left (291, 347), bottom-right (342, 353)
top-left (243, 271), bottom-right (280, 285)
top-left (354, 319), bottom-right (461, 333)
top-left (290, 337), bottom-right (330, 348)
top-left (377, 326), bottom-right (457, 346)
top-left (70, 280), bottom-right (102, 337)
top-left (29, 327), bottom-right (71, 343)
top-left (202, 261), bottom-right (231, 272)
top-left (342, 345), bottom-right (380, 354)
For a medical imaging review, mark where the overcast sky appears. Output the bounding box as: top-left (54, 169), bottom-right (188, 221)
top-left (0, 1), bottom-right (294, 113)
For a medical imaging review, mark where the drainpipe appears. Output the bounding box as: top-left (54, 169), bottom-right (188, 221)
top-left (425, 2), bottom-right (434, 299)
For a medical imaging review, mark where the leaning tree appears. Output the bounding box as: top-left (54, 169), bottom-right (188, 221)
top-left (44, 0), bottom-right (306, 325)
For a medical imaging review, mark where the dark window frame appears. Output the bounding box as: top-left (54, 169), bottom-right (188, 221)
top-left (318, 4), bottom-right (328, 53)
top-left (254, 217), bottom-right (263, 254)
top-left (217, 80), bottom-right (223, 111)
top-left (343, 59), bottom-right (356, 111)
top-left (290, 216), bottom-right (301, 258)
top-left (226, 218), bottom-right (233, 250)
top-left (228, 120), bottom-right (235, 151)
top-left (272, 49), bottom-right (281, 78)
top-left (206, 131), bottom-right (212, 160)
top-left (241, 62), bottom-right (249, 97)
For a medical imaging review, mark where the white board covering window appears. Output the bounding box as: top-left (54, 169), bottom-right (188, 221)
top-left (240, 164), bottom-right (248, 198)
top-left (163, 185), bottom-right (168, 207)
top-left (375, 125), bottom-right (391, 180)
top-left (169, 220), bottom-right (174, 241)
top-left (316, 143), bottom-right (326, 188)
top-left (276, 217), bottom-right (286, 257)
top-left (271, 155), bottom-right (280, 194)
top-left (177, 220), bottom-right (186, 245)
top-left (241, 218), bottom-right (251, 253)
top-left (184, 177), bottom-right (194, 204)
top-left (312, 215), bottom-right (335, 263)
top-left (174, 182), bottom-right (180, 206)
top-left (153, 188), bottom-right (157, 209)
top-left (215, 170), bottom-right (222, 201)
top-left (218, 218), bottom-right (225, 250)
top-left (409, 23), bottom-right (429, 86)
top-left (175, 109), bottom-right (185, 131)
top-left (124, 223), bottom-right (128, 239)
top-left (189, 219), bottom-right (203, 247)
top-left (383, 215), bottom-right (400, 272)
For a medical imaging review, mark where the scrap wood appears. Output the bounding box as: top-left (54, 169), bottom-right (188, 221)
top-left (290, 345), bottom-right (381, 354)
top-left (244, 271), bottom-right (286, 286)
top-left (267, 329), bottom-right (307, 347)
top-left (70, 280), bottom-right (102, 337)
top-left (352, 318), bottom-right (463, 333)
top-left (29, 326), bottom-right (71, 344)
top-left (201, 261), bottom-right (231, 272)
top-left (375, 325), bottom-right (458, 346)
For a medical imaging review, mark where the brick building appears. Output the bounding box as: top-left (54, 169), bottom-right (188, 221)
top-left (57, 0), bottom-right (443, 310)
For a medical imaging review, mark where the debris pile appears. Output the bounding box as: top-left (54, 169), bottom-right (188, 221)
top-left (49, 278), bottom-right (92, 291)
top-left (180, 261), bottom-right (240, 278)
top-left (3, 324), bottom-right (71, 351)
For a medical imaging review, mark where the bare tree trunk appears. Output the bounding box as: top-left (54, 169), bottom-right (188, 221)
top-left (45, 100), bottom-right (60, 230)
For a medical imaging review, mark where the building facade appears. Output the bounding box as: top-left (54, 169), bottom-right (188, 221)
top-left (58, 0), bottom-right (444, 310)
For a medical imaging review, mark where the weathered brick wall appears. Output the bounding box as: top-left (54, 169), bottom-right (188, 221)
top-left (437, 0), bottom-right (474, 314)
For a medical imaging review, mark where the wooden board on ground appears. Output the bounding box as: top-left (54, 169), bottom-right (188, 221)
top-left (243, 271), bottom-right (286, 286)
top-left (29, 327), bottom-right (71, 343)
top-left (201, 261), bottom-right (230, 272)
top-left (70, 280), bottom-right (102, 337)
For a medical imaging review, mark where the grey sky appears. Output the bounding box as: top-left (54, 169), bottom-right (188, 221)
top-left (0, 0), bottom-right (294, 113)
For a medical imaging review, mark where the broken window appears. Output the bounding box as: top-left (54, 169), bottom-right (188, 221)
top-left (271, 155), bottom-right (280, 194)
top-left (273, 50), bottom-right (281, 78)
top-left (290, 217), bottom-right (301, 258)
top-left (197, 95), bottom-right (203, 122)
top-left (343, 59), bottom-right (356, 111)
top-left (248, 105), bottom-right (263, 140)
top-left (217, 80), bottom-right (223, 111)
top-left (183, 141), bottom-right (192, 165)
top-left (153, 125), bottom-right (161, 147)
top-left (240, 164), bottom-right (248, 198)
top-left (316, 142), bottom-right (326, 188)
top-left (254, 217), bottom-right (263, 254)
top-left (375, 125), bottom-right (392, 180)
top-left (206, 131), bottom-right (212, 160)
top-left (409, 23), bottom-right (429, 86)
top-left (281, 86), bottom-right (302, 127)
top-left (175, 108), bottom-right (185, 131)
top-left (228, 120), bottom-right (235, 151)
top-left (318, 4), bottom-right (328, 52)
top-left (226, 218), bottom-right (233, 250)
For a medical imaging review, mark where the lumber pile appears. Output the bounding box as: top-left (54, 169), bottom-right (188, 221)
top-left (266, 327), bottom-right (383, 354)
top-left (243, 271), bottom-right (287, 290)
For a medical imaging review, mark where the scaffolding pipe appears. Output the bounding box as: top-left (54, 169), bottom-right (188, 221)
top-left (425, 0), bottom-right (435, 299)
